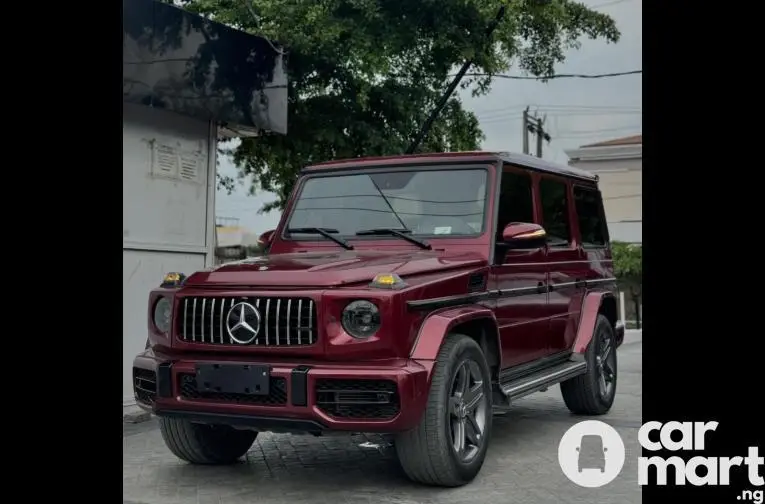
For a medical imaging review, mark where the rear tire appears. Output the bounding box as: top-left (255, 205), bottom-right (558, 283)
top-left (158, 417), bottom-right (257, 465)
top-left (561, 314), bottom-right (617, 415)
top-left (395, 333), bottom-right (493, 487)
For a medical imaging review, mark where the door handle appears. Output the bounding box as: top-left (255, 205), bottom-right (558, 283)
top-left (574, 278), bottom-right (586, 289)
top-left (537, 282), bottom-right (550, 294)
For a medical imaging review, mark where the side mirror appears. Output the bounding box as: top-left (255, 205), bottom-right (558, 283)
top-left (258, 229), bottom-right (276, 247)
top-left (502, 222), bottom-right (547, 249)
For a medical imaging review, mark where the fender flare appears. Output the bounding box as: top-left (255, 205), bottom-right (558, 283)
top-left (410, 305), bottom-right (501, 367)
top-left (572, 291), bottom-right (624, 358)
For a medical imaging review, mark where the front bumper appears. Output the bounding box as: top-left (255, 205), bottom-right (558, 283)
top-left (132, 348), bottom-right (432, 434)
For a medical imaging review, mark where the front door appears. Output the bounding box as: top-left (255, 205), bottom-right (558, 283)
top-left (491, 166), bottom-right (550, 368)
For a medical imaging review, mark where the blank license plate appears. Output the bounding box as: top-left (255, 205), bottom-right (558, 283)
top-left (195, 363), bottom-right (270, 396)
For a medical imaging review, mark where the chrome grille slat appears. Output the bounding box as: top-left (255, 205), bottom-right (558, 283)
top-left (192, 298), bottom-right (197, 342)
top-left (218, 297), bottom-right (224, 343)
top-left (297, 300), bottom-right (303, 345)
top-left (178, 296), bottom-right (317, 347)
top-left (265, 299), bottom-right (271, 346)
top-left (209, 298), bottom-right (216, 342)
top-left (183, 299), bottom-right (188, 338)
top-left (276, 299), bottom-right (281, 345)
top-left (200, 298), bottom-right (206, 342)
top-left (308, 300), bottom-right (314, 343)
top-left (286, 299), bottom-right (292, 345)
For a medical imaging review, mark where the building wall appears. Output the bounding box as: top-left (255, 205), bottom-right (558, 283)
top-left (122, 103), bottom-right (216, 411)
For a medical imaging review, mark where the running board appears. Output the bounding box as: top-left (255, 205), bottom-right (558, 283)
top-left (500, 361), bottom-right (587, 401)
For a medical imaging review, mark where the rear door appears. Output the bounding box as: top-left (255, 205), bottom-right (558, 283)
top-left (537, 175), bottom-right (584, 355)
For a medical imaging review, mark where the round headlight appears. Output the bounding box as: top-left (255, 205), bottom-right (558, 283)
top-left (153, 297), bottom-right (172, 333)
top-left (341, 300), bottom-right (381, 339)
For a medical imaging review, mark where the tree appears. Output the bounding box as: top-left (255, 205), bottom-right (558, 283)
top-left (181, 0), bottom-right (620, 212)
top-left (611, 241), bottom-right (642, 328)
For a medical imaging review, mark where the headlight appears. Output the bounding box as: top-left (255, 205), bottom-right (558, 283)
top-left (341, 300), bottom-right (381, 339)
top-left (153, 297), bottom-right (172, 333)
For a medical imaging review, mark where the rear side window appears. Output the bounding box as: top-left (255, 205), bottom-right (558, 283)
top-left (539, 178), bottom-right (571, 246)
top-left (574, 186), bottom-right (608, 247)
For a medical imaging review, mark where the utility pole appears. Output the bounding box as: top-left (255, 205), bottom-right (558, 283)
top-left (522, 107), bottom-right (551, 158)
top-left (535, 114), bottom-right (546, 158)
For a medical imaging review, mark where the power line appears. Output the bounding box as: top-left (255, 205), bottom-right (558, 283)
top-left (476, 110), bottom-right (641, 124)
top-left (462, 69), bottom-right (641, 80)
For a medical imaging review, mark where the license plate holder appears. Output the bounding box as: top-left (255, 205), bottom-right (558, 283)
top-left (195, 364), bottom-right (270, 396)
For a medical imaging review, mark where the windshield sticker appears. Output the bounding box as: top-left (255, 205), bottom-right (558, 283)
top-left (434, 226), bottom-right (452, 235)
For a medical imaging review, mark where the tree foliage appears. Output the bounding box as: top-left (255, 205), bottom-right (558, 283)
top-left (181, 0), bottom-right (620, 212)
top-left (611, 241), bottom-right (642, 294)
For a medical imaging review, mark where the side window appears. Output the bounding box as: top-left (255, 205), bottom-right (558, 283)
top-left (496, 169), bottom-right (534, 242)
top-left (574, 186), bottom-right (608, 247)
top-left (539, 178), bottom-right (571, 246)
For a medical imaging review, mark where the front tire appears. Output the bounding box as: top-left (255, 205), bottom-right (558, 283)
top-left (395, 333), bottom-right (493, 487)
top-left (561, 314), bottom-right (618, 415)
top-left (159, 417), bottom-right (258, 465)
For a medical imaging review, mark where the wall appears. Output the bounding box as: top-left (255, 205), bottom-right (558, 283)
top-left (122, 103), bottom-right (216, 411)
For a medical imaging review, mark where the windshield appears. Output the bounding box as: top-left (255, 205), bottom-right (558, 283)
top-left (286, 168), bottom-right (488, 238)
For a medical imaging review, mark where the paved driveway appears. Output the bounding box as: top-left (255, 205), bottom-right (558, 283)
top-left (123, 334), bottom-right (642, 504)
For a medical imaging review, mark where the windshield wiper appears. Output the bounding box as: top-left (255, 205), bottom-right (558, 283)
top-left (355, 228), bottom-right (432, 250)
top-left (286, 227), bottom-right (354, 250)
top-left (368, 176), bottom-right (409, 231)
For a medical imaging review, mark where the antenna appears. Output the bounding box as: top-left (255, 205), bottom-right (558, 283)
top-left (405, 4), bottom-right (507, 154)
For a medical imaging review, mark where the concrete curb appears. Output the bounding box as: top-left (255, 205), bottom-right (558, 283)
top-left (123, 408), bottom-right (152, 424)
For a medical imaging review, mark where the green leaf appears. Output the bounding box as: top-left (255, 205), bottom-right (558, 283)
top-left (183, 0), bottom-right (620, 211)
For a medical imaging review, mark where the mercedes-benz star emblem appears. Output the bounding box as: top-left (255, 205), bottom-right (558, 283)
top-left (226, 302), bottom-right (262, 344)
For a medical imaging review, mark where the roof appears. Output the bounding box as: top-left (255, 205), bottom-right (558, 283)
top-left (303, 151), bottom-right (597, 182)
top-left (581, 134), bottom-right (642, 148)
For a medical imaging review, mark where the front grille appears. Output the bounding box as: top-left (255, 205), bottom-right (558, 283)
top-left (178, 296), bottom-right (317, 346)
top-left (316, 379), bottom-right (400, 420)
top-left (179, 373), bottom-right (288, 406)
top-left (133, 368), bottom-right (157, 405)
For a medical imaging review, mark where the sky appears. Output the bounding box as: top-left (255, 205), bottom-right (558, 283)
top-left (215, 0), bottom-right (642, 234)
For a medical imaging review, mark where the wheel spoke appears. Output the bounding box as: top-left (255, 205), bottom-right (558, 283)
top-left (453, 418), bottom-right (466, 453)
top-left (466, 411), bottom-right (482, 443)
top-left (601, 340), bottom-right (612, 361)
top-left (464, 383), bottom-right (484, 410)
top-left (598, 373), bottom-right (608, 395)
top-left (448, 396), bottom-right (461, 417)
top-left (458, 362), bottom-right (469, 397)
top-left (603, 360), bottom-right (615, 381)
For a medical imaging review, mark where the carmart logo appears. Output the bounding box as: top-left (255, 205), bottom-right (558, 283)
top-left (638, 421), bottom-right (764, 488)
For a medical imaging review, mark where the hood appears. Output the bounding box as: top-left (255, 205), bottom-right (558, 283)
top-left (184, 250), bottom-right (487, 288)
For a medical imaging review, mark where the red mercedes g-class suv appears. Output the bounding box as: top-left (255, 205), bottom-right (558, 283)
top-left (133, 150), bottom-right (624, 487)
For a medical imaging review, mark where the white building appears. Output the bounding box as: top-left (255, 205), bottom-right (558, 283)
top-left (564, 134), bottom-right (642, 244)
top-left (122, 0), bottom-right (287, 416)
